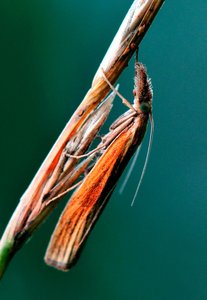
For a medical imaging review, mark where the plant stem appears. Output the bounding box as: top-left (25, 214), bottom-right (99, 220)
top-left (0, 0), bottom-right (164, 279)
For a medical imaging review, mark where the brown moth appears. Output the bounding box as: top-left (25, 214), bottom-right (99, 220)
top-left (45, 55), bottom-right (153, 270)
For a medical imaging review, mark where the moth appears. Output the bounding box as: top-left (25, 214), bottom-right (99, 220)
top-left (45, 54), bottom-right (153, 270)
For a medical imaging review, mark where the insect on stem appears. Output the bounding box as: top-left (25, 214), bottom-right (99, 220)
top-left (0, 0), bottom-right (164, 278)
top-left (45, 54), bottom-right (153, 271)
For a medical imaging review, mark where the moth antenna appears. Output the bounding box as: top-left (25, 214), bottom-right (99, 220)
top-left (131, 113), bottom-right (154, 207)
top-left (119, 145), bottom-right (141, 194)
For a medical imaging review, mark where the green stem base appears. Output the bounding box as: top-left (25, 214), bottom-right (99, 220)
top-left (0, 240), bottom-right (14, 279)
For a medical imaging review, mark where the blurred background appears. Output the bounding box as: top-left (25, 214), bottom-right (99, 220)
top-left (1, 1), bottom-right (207, 299)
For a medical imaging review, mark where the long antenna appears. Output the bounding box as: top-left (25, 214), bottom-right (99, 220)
top-left (119, 145), bottom-right (141, 194)
top-left (131, 114), bottom-right (154, 206)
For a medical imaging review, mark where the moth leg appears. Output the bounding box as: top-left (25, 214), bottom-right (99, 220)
top-left (101, 68), bottom-right (137, 113)
top-left (65, 144), bottom-right (106, 159)
top-left (45, 181), bottom-right (82, 205)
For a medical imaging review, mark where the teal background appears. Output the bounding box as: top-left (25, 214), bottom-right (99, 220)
top-left (1, 1), bottom-right (207, 299)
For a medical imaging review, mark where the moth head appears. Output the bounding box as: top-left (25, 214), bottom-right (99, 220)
top-left (134, 62), bottom-right (153, 114)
